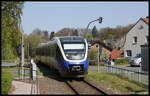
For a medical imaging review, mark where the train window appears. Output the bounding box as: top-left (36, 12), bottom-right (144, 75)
top-left (60, 37), bottom-right (86, 60)
top-left (60, 37), bottom-right (85, 43)
top-left (63, 44), bottom-right (85, 50)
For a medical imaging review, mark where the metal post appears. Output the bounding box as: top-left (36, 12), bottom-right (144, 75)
top-left (97, 44), bottom-right (100, 72)
top-left (139, 70), bottom-right (141, 83)
top-left (21, 35), bottom-right (24, 80)
top-left (86, 17), bottom-right (102, 38)
top-left (28, 43), bottom-right (30, 61)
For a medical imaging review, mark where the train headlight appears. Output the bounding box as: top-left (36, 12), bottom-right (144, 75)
top-left (81, 53), bottom-right (84, 57)
top-left (66, 54), bottom-right (69, 57)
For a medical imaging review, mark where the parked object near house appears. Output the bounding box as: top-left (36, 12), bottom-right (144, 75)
top-left (123, 16), bottom-right (149, 57)
top-left (141, 43), bottom-right (149, 73)
top-left (108, 59), bottom-right (114, 66)
top-left (129, 54), bottom-right (141, 67)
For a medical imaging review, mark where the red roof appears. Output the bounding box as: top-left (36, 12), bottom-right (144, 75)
top-left (142, 17), bottom-right (149, 24)
top-left (109, 49), bottom-right (124, 59)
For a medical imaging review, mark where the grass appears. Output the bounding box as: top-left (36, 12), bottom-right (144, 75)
top-left (89, 64), bottom-right (105, 67)
top-left (87, 70), bottom-right (148, 94)
top-left (2, 66), bottom-right (19, 71)
top-left (1, 71), bottom-right (12, 94)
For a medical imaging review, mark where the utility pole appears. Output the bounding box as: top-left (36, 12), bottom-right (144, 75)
top-left (97, 44), bottom-right (100, 72)
top-left (20, 21), bottom-right (24, 80)
top-left (86, 17), bottom-right (103, 72)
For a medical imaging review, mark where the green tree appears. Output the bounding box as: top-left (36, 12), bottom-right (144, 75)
top-left (25, 34), bottom-right (46, 58)
top-left (2, 1), bottom-right (24, 60)
top-left (50, 31), bottom-right (55, 40)
top-left (72, 29), bottom-right (79, 36)
top-left (92, 26), bottom-right (98, 38)
top-left (88, 49), bottom-right (98, 65)
top-left (86, 34), bottom-right (93, 39)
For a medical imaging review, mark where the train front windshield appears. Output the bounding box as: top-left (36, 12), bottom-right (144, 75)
top-left (60, 37), bottom-right (86, 60)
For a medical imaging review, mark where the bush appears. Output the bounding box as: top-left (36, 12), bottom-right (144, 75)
top-left (89, 60), bottom-right (97, 65)
top-left (1, 71), bottom-right (12, 94)
top-left (115, 58), bottom-right (129, 65)
top-left (88, 49), bottom-right (98, 65)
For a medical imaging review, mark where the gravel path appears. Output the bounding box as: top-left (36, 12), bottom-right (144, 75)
top-left (39, 76), bottom-right (75, 95)
top-left (9, 80), bottom-right (32, 95)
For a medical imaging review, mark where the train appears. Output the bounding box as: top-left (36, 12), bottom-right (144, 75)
top-left (35, 36), bottom-right (89, 78)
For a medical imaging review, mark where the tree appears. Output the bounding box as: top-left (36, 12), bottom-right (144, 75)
top-left (32, 28), bottom-right (42, 36)
top-left (50, 31), bottom-right (55, 40)
top-left (55, 28), bottom-right (74, 36)
top-left (88, 49), bottom-right (98, 65)
top-left (2, 1), bottom-right (24, 60)
top-left (86, 34), bottom-right (93, 39)
top-left (72, 29), bottom-right (79, 36)
top-left (107, 28), bottom-right (115, 39)
top-left (92, 26), bottom-right (98, 38)
top-left (43, 30), bottom-right (49, 40)
top-left (32, 28), bottom-right (50, 41)
top-left (25, 34), bottom-right (46, 58)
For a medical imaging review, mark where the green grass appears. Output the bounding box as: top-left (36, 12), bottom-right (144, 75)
top-left (87, 70), bottom-right (148, 94)
top-left (2, 66), bottom-right (19, 71)
top-left (89, 64), bottom-right (104, 68)
top-left (1, 71), bottom-right (12, 94)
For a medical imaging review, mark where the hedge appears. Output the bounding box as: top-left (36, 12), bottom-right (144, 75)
top-left (1, 71), bottom-right (12, 94)
top-left (115, 58), bottom-right (129, 65)
top-left (88, 49), bottom-right (98, 65)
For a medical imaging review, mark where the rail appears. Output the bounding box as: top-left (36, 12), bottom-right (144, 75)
top-left (83, 80), bottom-right (108, 95)
top-left (65, 79), bottom-right (108, 95)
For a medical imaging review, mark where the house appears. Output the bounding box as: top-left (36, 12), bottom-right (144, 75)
top-left (123, 16), bottom-right (149, 57)
top-left (90, 43), bottom-right (99, 51)
top-left (90, 41), bottom-right (124, 61)
top-left (141, 43), bottom-right (149, 73)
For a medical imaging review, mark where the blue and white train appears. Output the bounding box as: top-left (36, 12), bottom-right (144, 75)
top-left (35, 36), bottom-right (89, 78)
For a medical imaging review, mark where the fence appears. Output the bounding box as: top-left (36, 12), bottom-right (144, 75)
top-left (17, 61), bottom-right (40, 94)
top-left (2, 59), bottom-right (40, 94)
top-left (106, 65), bottom-right (149, 85)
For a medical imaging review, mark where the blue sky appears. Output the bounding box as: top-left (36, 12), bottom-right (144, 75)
top-left (22, 1), bottom-right (148, 35)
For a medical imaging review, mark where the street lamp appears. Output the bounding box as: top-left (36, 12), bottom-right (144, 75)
top-left (86, 17), bottom-right (103, 30)
top-left (86, 17), bottom-right (103, 72)
top-left (19, 19), bottom-right (24, 80)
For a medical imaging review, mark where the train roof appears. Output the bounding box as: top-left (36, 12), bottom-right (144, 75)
top-left (55, 36), bottom-right (85, 40)
top-left (37, 36), bottom-right (86, 48)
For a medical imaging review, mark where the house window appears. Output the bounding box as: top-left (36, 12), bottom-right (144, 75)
top-left (133, 36), bottom-right (137, 44)
top-left (126, 50), bottom-right (132, 57)
top-left (145, 36), bottom-right (149, 43)
top-left (139, 25), bottom-right (143, 30)
top-left (96, 44), bottom-right (98, 48)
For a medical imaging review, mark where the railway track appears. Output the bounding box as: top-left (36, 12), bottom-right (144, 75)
top-left (65, 79), bottom-right (108, 95)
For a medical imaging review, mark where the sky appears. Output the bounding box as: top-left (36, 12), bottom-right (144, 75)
top-left (22, 1), bottom-right (149, 35)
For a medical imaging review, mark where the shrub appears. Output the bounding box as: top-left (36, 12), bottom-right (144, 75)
top-left (115, 58), bottom-right (129, 65)
top-left (88, 49), bottom-right (98, 65)
top-left (89, 60), bottom-right (97, 65)
top-left (1, 71), bottom-right (12, 94)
